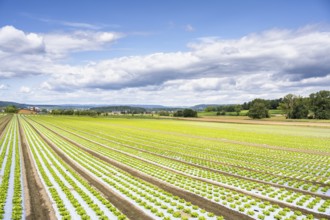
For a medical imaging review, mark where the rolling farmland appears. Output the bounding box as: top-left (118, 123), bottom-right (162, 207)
top-left (0, 114), bottom-right (329, 219)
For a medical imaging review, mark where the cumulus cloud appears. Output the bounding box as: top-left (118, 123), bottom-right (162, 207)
top-left (19, 86), bottom-right (31, 93)
top-left (43, 30), bottom-right (123, 57)
top-left (0, 26), bottom-right (123, 78)
top-left (1, 25), bottom-right (330, 104)
top-left (0, 26), bottom-right (45, 55)
top-left (42, 27), bottom-right (330, 93)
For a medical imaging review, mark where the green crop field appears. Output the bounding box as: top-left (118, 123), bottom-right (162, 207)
top-left (1, 114), bottom-right (330, 219)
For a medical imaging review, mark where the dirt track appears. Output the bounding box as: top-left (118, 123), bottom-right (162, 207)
top-left (0, 115), bottom-right (12, 139)
top-left (171, 116), bottom-right (330, 128)
top-left (18, 118), bottom-right (55, 220)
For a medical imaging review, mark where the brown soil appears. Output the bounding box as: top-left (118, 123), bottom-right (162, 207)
top-left (171, 116), bottom-right (330, 128)
top-left (0, 115), bottom-right (12, 139)
top-left (17, 109), bottom-right (37, 115)
top-left (18, 118), bottom-right (56, 220)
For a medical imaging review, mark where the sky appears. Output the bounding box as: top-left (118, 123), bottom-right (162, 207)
top-left (0, 0), bottom-right (329, 106)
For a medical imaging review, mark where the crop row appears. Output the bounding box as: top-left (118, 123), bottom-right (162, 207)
top-left (0, 116), bottom-right (24, 220)
top-left (49, 123), bottom-right (329, 196)
top-left (20, 117), bottom-right (127, 220)
top-left (26, 117), bottom-right (329, 220)
top-left (29, 117), bottom-right (330, 215)
top-left (24, 116), bottom-right (225, 220)
top-left (35, 116), bottom-right (330, 185)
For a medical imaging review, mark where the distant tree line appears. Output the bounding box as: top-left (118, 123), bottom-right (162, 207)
top-left (90, 106), bottom-right (146, 114)
top-left (158, 111), bottom-right (170, 116)
top-left (51, 109), bottom-right (101, 116)
top-left (242, 99), bottom-right (282, 111)
top-left (202, 90), bottom-right (330, 119)
top-left (248, 90), bottom-right (330, 119)
top-left (205, 105), bottom-right (242, 116)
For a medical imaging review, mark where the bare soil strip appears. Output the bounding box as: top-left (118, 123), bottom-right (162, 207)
top-left (170, 116), bottom-right (330, 128)
top-left (0, 115), bottom-right (12, 139)
top-left (18, 119), bottom-right (31, 219)
top-left (18, 118), bottom-right (56, 220)
top-left (32, 119), bottom-right (330, 219)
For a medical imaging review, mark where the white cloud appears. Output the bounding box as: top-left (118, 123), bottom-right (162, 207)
top-left (0, 84), bottom-right (8, 90)
top-left (43, 30), bottom-right (123, 58)
top-left (185, 24), bottom-right (195, 32)
top-left (43, 27), bottom-right (330, 93)
top-left (19, 86), bottom-right (31, 93)
top-left (0, 26), bottom-right (123, 78)
top-left (0, 26), bottom-right (44, 55)
top-left (1, 25), bottom-right (330, 105)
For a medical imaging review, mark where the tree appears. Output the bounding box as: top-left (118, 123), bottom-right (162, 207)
top-left (158, 111), bottom-right (170, 116)
top-left (309, 90), bottom-right (330, 119)
top-left (183, 108), bottom-right (197, 117)
top-left (173, 109), bottom-right (197, 117)
top-left (173, 110), bottom-right (183, 117)
top-left (291, 97), bottom-right (309, 119)
top-left (279, 94), bottom-right (296, 119)
top-left (205, 106), bottom-right (217, 112)
top-left (247, 99), bottom-right (270, 119)
top-left (4, 105), bottom-right (18, 113)
top-left (234, 105), bottom-right (242, 116)
top-left (242, 102), bottom-right (249, 110)
top-left (268, 98), bottom-right (282, 110)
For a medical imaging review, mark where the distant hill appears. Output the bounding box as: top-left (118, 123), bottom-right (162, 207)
top-left (190, 104), bottom-right (221, 111)
top-left (0, 101), bottom-right (27, 108)
top-left (90, 106), bottom-right (146, 113)
top-left (0, 100), bottom-right (228, 111)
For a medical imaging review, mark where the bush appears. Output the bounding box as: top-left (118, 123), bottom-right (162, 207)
top-left (173, 109), bottom-right (198, 117)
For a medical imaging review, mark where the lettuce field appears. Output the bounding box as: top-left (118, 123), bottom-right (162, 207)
top-left (0, 114), bottom-right (329, 220)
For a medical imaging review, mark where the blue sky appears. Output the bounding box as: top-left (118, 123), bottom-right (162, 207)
top-left (0, 0), bottom-right (329, 105)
